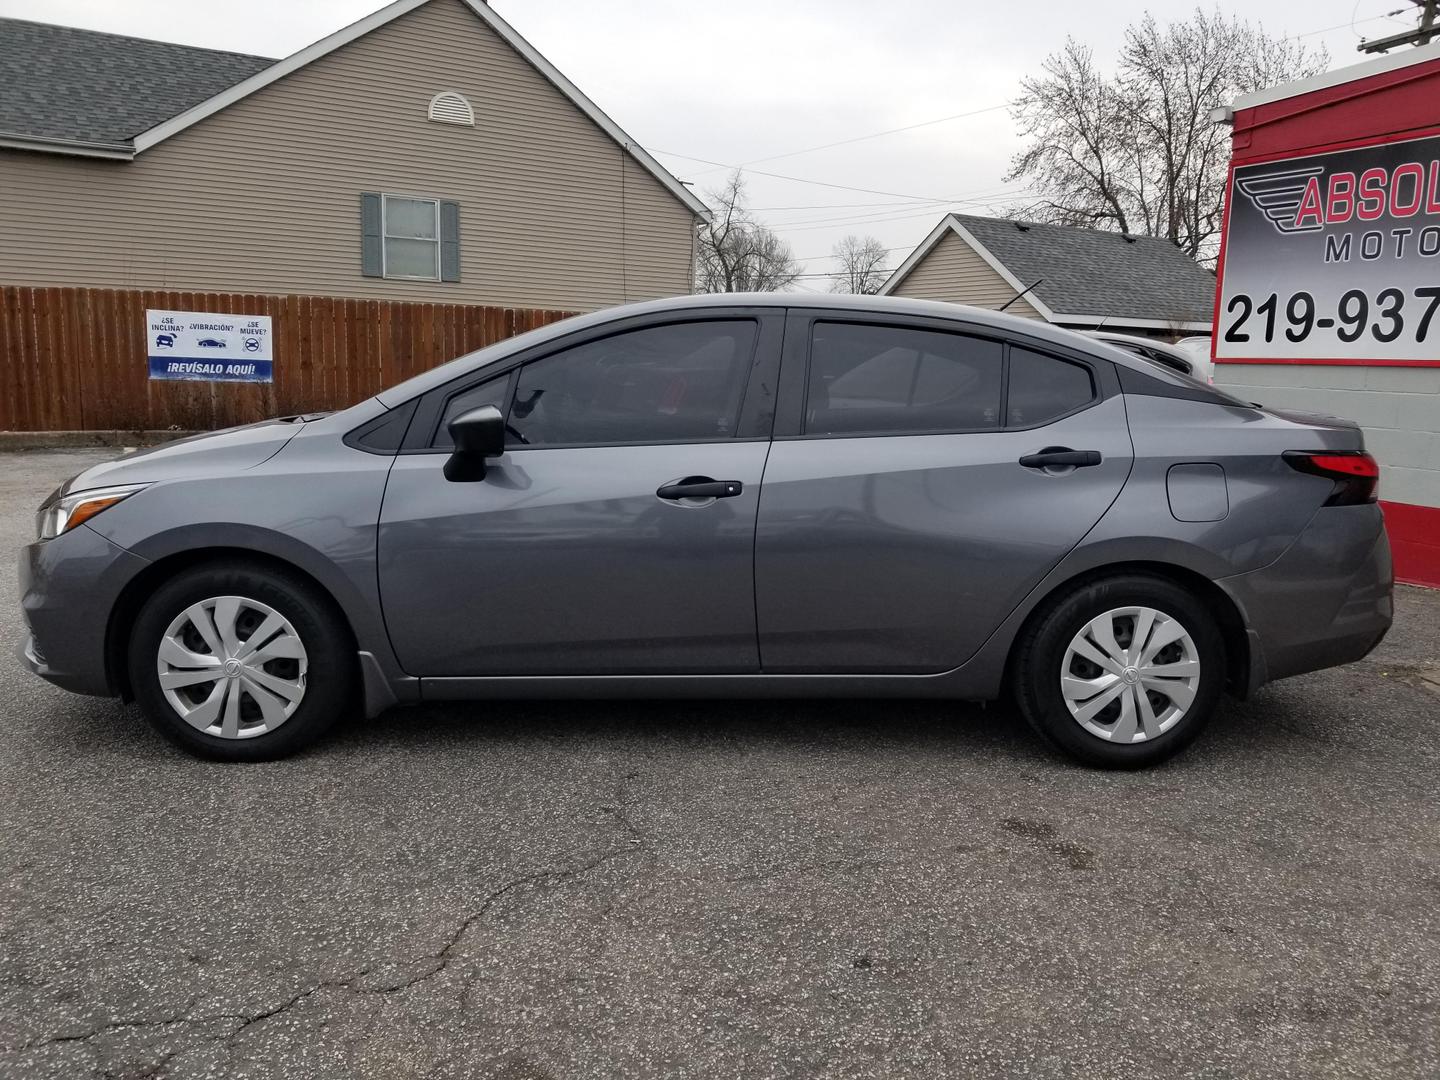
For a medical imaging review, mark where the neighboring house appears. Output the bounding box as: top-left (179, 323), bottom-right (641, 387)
top-left (0, 0), bottom-right (707, 311)
top-left (881, 213), bottom-right (1215, 339)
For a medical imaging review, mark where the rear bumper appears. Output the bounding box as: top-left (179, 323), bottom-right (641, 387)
top-left (18, 524), bottom-right (149, 697)
top-left (1220, 504), bottom-right (1393, 692)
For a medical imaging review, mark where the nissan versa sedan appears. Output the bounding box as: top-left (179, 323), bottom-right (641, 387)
top-left (18, 295), bottom-right (1392, 767)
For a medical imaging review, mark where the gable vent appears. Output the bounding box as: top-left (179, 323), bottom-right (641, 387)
top-left (428, 91), bottom-right (475, 126)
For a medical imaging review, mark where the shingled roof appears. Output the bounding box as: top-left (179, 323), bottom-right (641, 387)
top-left (0, 17), bottom-right (274, 149)
top-left (0, 2), bottom-right (708, 218)
top-left (883, 212), bottom-right (1216, 328)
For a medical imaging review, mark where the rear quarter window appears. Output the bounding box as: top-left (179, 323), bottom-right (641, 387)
top-left (1006, 348), bottom-right (1095, 427)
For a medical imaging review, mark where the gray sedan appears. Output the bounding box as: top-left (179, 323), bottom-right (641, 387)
top-left (18, 294), bottom-right (1392, 767)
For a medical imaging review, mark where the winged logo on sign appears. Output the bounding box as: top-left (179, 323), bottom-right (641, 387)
top-left (1234, 165), bottom-right (1325, 234)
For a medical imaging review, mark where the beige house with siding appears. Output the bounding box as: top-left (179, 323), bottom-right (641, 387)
top-left (0, 0), bottom-right (707, 312)
top-left (882, 213), bottom-right (1215, 339)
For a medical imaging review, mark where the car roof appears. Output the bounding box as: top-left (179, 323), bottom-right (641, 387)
top-left (374, 292), bottom-right (1204, 407)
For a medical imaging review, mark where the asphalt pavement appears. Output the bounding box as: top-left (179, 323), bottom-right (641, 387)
top-left (2, 449), bottom-right (1438, 1080)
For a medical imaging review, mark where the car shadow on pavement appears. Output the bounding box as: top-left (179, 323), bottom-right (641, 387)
top-left (331, 691), bottom-right (1330, 766)
top-left (338, 695), bottom-right (1038, 755)
top-left (26, 679), bottom-right (1330, 773)
top-left (320, 693), bottom-right (1299, 776)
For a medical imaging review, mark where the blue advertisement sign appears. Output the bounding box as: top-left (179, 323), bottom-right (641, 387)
top-left (146, 310), bottom-right (274, 382)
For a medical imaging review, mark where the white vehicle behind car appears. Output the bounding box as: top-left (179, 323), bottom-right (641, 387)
top-left (1175, 336), bottom-right (1214, 383)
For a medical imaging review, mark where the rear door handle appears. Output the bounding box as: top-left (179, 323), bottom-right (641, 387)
top-left (656, 478), bottom-right (744, 500)
top-left (1018, 449), bottom-right (1102, 469)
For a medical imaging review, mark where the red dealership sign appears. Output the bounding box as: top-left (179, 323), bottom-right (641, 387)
top-left (1215, 130), bottom-right (1440, 366)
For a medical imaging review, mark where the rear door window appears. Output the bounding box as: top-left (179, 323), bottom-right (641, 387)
top-left (805, 322), bottom-right (1004, 435)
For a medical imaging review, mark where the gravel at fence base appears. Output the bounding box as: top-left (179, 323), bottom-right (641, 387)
top-left (0, 430), bottom-right (202, 450)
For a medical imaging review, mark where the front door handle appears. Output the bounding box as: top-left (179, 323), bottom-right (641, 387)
top-left (656, 478), bottom-right (744, 500)
top-left (1018, 448), bottom-right (1102, 469)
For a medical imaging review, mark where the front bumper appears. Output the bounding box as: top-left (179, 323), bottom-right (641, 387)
top-left (18, 524), bottom-right (150, 697)
top-left (1220, 504), bottom-right (1393, 692)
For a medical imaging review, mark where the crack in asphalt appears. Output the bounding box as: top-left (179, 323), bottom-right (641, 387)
top-left (9, 997), bottom-right (202, 1052)
top-left (455, 771), bottom-right (652, 1009)
top-left (6, 772), bottom-right (653, 1062)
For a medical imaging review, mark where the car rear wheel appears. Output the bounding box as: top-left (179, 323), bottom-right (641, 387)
top-left (128, 562), bottom-right (353, 761)
top-left (1012, 574), bottom-right (1226, 768)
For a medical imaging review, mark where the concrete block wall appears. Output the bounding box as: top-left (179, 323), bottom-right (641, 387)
top-left (1214, 365), bottom-right (1440, 509)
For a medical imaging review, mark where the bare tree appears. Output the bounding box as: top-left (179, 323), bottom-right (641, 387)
top-left (829, 235), bottom-right (890, 294)
top-left (695, 172), bottom-right (801, 293)
top-left (1007, 9), bottom-right (1326, 263)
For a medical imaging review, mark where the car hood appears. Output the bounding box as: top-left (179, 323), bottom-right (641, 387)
top-left (62, 416), bottom-right (316, 494)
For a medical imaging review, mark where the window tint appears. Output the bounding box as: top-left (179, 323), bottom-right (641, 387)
top-left (434, 373), bottom-right (511, 448)
top-left (1006, 348), bottom-right (1095, 427)
top-left (806, 322), bottom-right (1003, 435)
top-left (506, 321), bottom-right (757, 446)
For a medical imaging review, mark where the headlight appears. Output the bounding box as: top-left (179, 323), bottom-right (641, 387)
top-left (36, 483), bottom-right (148, 540)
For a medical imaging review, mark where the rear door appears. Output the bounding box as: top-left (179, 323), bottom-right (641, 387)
top-left (378, 310), bottom-right (782, 676)
top-left (754, 311), bottom-right (1133, 673)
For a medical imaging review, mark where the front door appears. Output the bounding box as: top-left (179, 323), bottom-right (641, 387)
top-left (754, 314), bottom-right (1134, 673)
top-left (378, 314), bottom-right (780, 676)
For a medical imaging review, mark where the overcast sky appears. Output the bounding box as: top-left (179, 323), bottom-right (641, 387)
top-left (5, 0), bottom-right (1422, 288)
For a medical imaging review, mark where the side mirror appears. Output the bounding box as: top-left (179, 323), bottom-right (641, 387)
top-left (444, 405), bottom-right (506, 482)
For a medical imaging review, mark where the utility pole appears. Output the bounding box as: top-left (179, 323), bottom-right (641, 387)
top-left (1358, 0), bottom-right (1437, 54)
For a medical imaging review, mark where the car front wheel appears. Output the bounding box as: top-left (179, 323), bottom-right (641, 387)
top-left (128, 561), bottom-right (353, 761)
top-left (1012, 574), bottom-right (1226, 768)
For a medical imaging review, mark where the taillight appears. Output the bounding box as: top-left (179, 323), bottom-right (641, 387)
top-left (1283, 451), bottom-right (1379, 506)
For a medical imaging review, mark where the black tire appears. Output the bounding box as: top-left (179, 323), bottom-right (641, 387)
top-left (1011, 574), bottom-right (1226, 769)
top-left (128, 560), bottom-right (354, 761)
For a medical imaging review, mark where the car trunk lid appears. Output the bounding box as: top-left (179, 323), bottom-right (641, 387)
top-left (1259, 406), bottom-right (1366, 451)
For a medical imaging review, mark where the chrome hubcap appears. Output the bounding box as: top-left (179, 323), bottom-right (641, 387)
top-left (1060, 606), bottom-right (1200, 743)
top-left (156, 596), bottom-right (308, 740)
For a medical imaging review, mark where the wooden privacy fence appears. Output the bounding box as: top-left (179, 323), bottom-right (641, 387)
top-left (0, 285), bottom-right (578, 431)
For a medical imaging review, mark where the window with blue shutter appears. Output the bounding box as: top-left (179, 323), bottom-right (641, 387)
top-left (360, 194), bottom-right (460, 282)
top-left (440, 201), bottom-right (461, 282)
top-left (360, 193), bottom-right (382, 277)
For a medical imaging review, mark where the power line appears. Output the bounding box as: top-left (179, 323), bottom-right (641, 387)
top-left (674, 101), bottom-right (1018, 183)
top-left (650, 148), bottom-right (976, 202)
top-left (791, 270), bottom-right (893, 279)
top-left (670, 2), bottom-right (1401, 179)
top-left (665, 7), bottom-right (1383, 188)
top-left (775, 191), bottom-right (1029, 231)
top-left (780, 208), bottom-right (978, 233)
top-left (1294, 5), bottom-right (1408, 37)
top-left (653, 147), bottom-right (1038, 224)
top-left (794, 245), bottom-right (912, 262)
top-left (664, 4), bottom-right (1404, 205)
top-left (734, 101), bottom-right (1015, 168)
top-left (769, 198), bottom-right (952, 227)
top-left (775, 184), bottom-right (1024, 223)
top-left (747, 198), bottom-right (958, 212)
top-left (660, 10), bottom-right (1389, 237)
